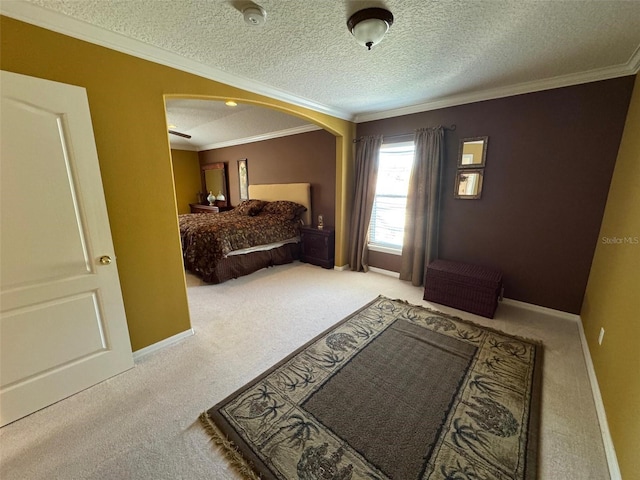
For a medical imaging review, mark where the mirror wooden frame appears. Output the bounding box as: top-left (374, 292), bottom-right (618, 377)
top-left (454, 169), bottom-right (484, 200)
top-left (457, 136), bottom-right (488, 168)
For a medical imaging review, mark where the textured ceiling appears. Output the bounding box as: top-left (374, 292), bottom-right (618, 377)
top-left (4, 0), bottom-right (640, 148)
top-left (165, 99), bottom-right (317, 150)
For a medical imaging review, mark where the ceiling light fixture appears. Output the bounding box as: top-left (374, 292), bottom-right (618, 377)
top-left (225, 100), bottom-right (238, 107)
top-left (347, 7), bottom-right (394, 50)
top-left (242, 5), bottom-right (266, 26)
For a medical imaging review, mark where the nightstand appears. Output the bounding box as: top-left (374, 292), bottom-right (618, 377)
top-left (300, 226), bottom-right (335, 269)
top-left (190, 203), bottom-right (219, 214)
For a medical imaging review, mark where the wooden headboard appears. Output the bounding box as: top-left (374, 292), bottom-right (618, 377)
top-left (248, 183), bottom-right (312, 226)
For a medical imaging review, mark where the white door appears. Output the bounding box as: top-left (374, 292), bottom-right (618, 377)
top-left (0, 71), bottom-right (133, 427)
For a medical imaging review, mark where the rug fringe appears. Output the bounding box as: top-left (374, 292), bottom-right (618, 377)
top-left (388, 296), bottom-right (544, 346)
top-left (199, 411), bottom-right (262, 480)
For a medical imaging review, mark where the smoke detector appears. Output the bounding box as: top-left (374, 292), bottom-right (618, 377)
top-left (243, 5), bottom-right (266, 26)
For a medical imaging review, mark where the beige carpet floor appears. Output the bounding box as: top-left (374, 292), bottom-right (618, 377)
top-left (0, 262), bottom-right (610, 479)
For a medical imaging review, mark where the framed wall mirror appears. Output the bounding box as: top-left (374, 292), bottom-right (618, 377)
top-left (458, 136), bottom-right (488, 168)
top-left (201, 162), bottom-right (229, 208)
top-left (238, 159), bottom-right (249, 201)
top-left (454, 169), bottom-right (484, 199)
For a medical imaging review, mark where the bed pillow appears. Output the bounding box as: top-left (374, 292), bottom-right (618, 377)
top-left (260, 200), bottom-right (307, 220)
top-left (233, 199), bottom-right (268, 216)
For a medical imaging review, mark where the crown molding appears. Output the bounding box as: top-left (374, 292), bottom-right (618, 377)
top-left (0, 2), bottom-right (353, 121)
top-left (168, 143), bottom-right (199, 152)
top-left (197, 124), bottom-right (321, 151)
top-left (354, 60), bottom-right (639, 123)
top-left (4, 2), bottom-right (638, 127)
top-left (628, 43), bottom-right (640, 74)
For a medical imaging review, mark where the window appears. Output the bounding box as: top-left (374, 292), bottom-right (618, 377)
top-left (368, 141), bottom-right (415, 254)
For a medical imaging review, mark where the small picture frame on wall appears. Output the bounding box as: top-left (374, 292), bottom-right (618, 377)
top-left (238, 159), bottom-right (249, 201)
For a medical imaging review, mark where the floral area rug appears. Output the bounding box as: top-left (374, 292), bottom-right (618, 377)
top-left (200, 296), bottom-right (543, 480)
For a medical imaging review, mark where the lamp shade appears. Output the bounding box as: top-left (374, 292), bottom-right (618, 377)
top-left (347, 8), bottom-right (394, 50)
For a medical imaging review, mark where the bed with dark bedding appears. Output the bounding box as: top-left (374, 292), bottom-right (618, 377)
top-left (179, 183), bottom-right (311, 284)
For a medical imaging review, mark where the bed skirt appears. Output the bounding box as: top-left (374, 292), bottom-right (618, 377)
top-left (190, 242), bottom-right (300, 284)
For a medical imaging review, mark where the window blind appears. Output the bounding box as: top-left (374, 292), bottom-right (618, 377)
top-left (368, 142), bottom-right (415, 251)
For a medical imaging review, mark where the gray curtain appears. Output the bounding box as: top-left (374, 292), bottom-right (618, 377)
top-left (349, 135), bottom-right (383, 272)
top-left (399, 127), bottom-right (444, 286)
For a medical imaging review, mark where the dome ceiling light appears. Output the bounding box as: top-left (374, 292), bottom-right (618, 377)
top-left (347, 7), bottom-right (394, 50)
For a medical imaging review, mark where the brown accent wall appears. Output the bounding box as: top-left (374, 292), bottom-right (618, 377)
top-left (369, 250), bottom-right (402, 272)
top-left (198, 129), bottom-right (336, 228)
top-left (358, 77), bottom-right (635, 313)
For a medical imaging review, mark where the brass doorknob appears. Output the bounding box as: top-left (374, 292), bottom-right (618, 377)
top-left (99, 255), bottom-right (112, 265)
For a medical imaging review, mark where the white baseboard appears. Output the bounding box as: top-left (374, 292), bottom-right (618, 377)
top-left (367, 266), bottom-right (400, 278)
top-left (575, 318), bottom-right (622, 480)
top-left (501, 297), bottom-right (580, 321)
top-left (132, 328), bottom-right (195, 361)
top-left (496, 297), bottom-right (620, 477)
top-left (332, 264), bottom-right (400, 277)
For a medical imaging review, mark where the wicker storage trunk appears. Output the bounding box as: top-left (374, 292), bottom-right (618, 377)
top-left (424, 259), bottom-right (503, 318)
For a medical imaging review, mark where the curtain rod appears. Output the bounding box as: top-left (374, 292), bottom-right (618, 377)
top-left (352, 124), bottom-right (456, 143)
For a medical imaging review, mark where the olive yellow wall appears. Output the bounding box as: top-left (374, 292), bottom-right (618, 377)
top-left (581, 75), bottom-right (639, 478)
top-left (171, 149), bottom-right (201, 214)
top-left (1, 16), bottom-right (354, 350)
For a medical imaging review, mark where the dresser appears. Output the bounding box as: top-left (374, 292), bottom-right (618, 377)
top-left (189, 203), bottom-right (219, 214)
top-left (300, 226), bottom-right (335, 269)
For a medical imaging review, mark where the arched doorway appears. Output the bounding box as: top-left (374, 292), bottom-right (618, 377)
top-left (165, 95), bottom-right (355, 267)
